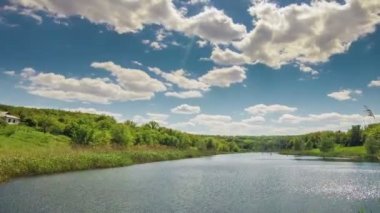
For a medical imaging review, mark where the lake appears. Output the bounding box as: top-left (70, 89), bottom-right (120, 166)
top-left (0, 153), bottom-right (379, 213)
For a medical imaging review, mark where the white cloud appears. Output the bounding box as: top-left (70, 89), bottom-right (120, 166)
top-left (298, 63), bottom-right (319, 75)
top-left (188, 0), bottom-right (209, 5)
top-left (164, 90), bottom-right (203, 99)
top-left (199, 66), bottom-right (246, 87)
top-left (133, 112), bottom-right (169, 125)
top-left (149, 67), bottom-right (209, 91)
top-left (10, 0), bottom-right (246, 43)
top-left (91, 61), bottom-right (166, 94)
top-left (368, 79), bottom-right (380, 87)
top-left (132, 61), bottom-right (143, 66)
top-left (149, 41), bottom-right (168, 50)
top-left (242, 116), bottom-right (266, 124)
top-left (196, 40), bottom-right (208, 48)
top-left (170, 110), bottom-right (379, 136)
top-left (3, 70), bottom-right (16, 76)
top-left (207, 0), bottom-right (380, 68)
top-left (3, 5), bottom-right (42, 24)
top-left (19, 62), bottom-right (166, 104)
top-left (245, 104), bottom-right (297, 116)
top-left (327, 89), bottom-right (362, 101)
top-left (278, 112), bottom-right (365, 125)
top-left (210, 47), bottom-right (249, 66)
top-left (190, 114), bottom-right (232, 125)
top-left (171, 104), bottom-right (200, 114)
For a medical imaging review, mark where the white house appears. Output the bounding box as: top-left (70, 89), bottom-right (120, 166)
top-left (0, 111), bottom-right (20, 125)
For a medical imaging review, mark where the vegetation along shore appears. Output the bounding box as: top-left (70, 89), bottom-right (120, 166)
top-left (0, 104), bottom-right (379, 183)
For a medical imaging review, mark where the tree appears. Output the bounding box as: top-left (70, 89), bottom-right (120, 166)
top-left (365, 136), bottom-right (380, 156)
top-left (319, 135), bottom-right (335, 154)
top-left (111, 124), bottom-right (134, 146)
top-left (64, 120), bottom-right (95, 145)
top-left (364, 126), bottom-right (380, 156)
top-left (292, 138), bottom-right (304, 151)
top-left (0, 118), bottom-right (7, 127)
top-left (37, 115), bottom-right (55, 133)
top-left (348, 125), bottom-right (363, 146)
top-left (124, 120), bottom-right (137, 128)
top-left (206, 138), bottom-right (217, 150)
top-left (143, 121), bottom-right (160, 130)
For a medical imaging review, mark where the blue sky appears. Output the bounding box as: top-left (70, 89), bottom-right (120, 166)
top-left (0, 0), bottom-right (379, 135)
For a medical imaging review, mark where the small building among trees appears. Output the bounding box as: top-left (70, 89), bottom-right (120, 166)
top-left (0, 111), bottom-right (20, 125)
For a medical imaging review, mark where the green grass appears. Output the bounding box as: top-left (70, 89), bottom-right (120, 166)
top-left (0, 126), bottom-right (217, 183)
top-left (280, 145), bottom-right (373, 161)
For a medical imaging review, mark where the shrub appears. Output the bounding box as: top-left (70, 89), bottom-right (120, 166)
top-left (364, 136), bottom-right (380, 156)
top-left (111, 125), bottom-right (134, 146)
top-left (319, 135), bottom-right (335, 154)
top-left (0, 118), bottom-right (7, 127)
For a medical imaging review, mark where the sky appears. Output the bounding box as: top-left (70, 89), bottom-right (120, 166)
top-left (0, 0), bottom-right (379, 135)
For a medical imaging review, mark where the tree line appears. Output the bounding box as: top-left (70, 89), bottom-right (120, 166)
top-left (1, 104), bottom-right (379, 157)
top-left (0, 105), bottom-right (240, 152)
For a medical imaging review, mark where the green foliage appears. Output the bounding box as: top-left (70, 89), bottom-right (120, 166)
top-left (348, 125), bottom-right (363, 146)
top-left (364, 125), bottom-right (380, 156)
top-left (319, 135), bottom-right (335, 154)
top-left (111, 124), bottom-right (134, 146)
top-left (65, 120), bottom-right (96, 145)
top-left (0, 118), bottom-right (7, 127)
top-left (292, 137), bottom-right (304, 151)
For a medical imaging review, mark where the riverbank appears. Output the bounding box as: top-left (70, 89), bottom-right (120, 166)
top-left (0, 131), bottom-right (218, 183)
top-left (279, 146), bottom-right (379, 162)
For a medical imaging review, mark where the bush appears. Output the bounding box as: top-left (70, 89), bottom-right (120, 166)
top-left (111, 125), bottom-right (134, 146)
top-left (364, 136), bottom-right (380, 156)
top-left (0, 118), bottom-right (7, 127)
top-left (319, 135), bottom-right (335, 154)
top-left (65, 121), bottom-right (95, 145)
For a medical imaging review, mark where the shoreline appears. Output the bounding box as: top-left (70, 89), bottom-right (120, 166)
top-left (0, 147), bottom-right (220, 184)
top-left (279, 149), bottom-right (380, 162)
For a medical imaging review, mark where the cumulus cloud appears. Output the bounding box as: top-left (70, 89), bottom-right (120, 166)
top-left (245, 104), bottom-right (297, 116)
top-left (199, 66), bottom-right (246, 87)
top-left (187, 0), bottom-right (209, 5)
top-left (150, 65), bottom-right (247, 92)
top-left (10, 0), bottom-right (246, 43)
top-left (327, 89), bottom-right (362, 101)
top-left (242, 116), bottom-right (266, 124)
top-left (171, 104), bottom-right (201, 114)
top-left (149, 67), bottom-right (209, 91)
top-left (164, 90), bottom-right (203, 99)
top-left (170, 110), bottom-right (379, 135)
top-left (19, 62), bottom-right (166, 104)
top-left (368, 79), bottom-right (380, 87)
top-left (205, 0), bottom-right (380, 68)
top-left (190, 114), bottom-right (232, 125)
top-left (278, 112), bottom-right (365, 125)
top-left (210, 47), bottom-right (249, 66)
top-left (91, 61), bottom-right (166, 94)
top-left (133, 112), bottom-right (169, 125)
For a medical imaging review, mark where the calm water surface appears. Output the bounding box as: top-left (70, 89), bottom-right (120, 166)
top-left (0, 153), bottom-right (379, 213)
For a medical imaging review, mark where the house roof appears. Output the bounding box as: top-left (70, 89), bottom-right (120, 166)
top-left (0, 111), bottom-right (20, 119)
top-left (4, 115), bottom-right (20, 120)
top-left (0, 111), bottom-right (8, 117)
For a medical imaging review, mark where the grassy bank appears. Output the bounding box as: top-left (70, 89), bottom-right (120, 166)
top-left (0, 128), bottom-right (217, 183)
top-left (279, 145), bottom-right (379, 161)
